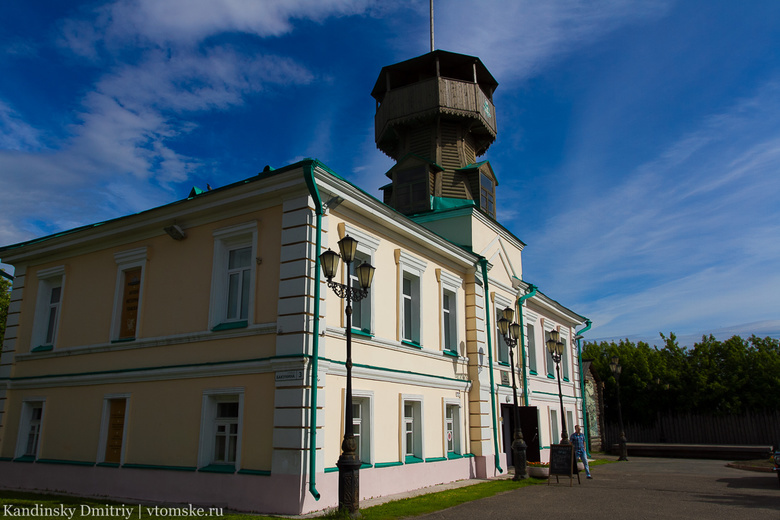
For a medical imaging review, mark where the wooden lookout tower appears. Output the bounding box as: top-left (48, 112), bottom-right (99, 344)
top-left (372, 50), bottom-right (500, 218)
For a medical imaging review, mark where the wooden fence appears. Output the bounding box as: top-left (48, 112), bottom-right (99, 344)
top-left (604, 410), bottom-right (780, 446)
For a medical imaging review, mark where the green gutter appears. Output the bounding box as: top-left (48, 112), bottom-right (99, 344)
top-left (516, 284), bottom-right (537, 406)
top-left (303, 160), bottom-right (322, 501)
top-left (478, 258), bottom-right (502, 474)
top-left (575, 319), bottom-right (592, 456)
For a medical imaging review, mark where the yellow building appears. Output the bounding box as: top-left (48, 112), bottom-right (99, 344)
top-left (0, 51), bottom-right (588, 515)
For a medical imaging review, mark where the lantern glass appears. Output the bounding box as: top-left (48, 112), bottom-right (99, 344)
top-left (546, 337), bottom-right (557, 354)
top-left (338, 235), bottom-right (359, 264)
top-left (555, 340), bottom-right (565, 356)
top-left (355, 262), bottom-right (375, 290)
top-left (502, 306), bottom-right (514, 323)
top-left (497, 317), bottom-right (510, 337)
top-left (509, 322), bottom-right (521, 341)
top-left (549, 330), bottom-right (560, 343)
top-left (319, 249), bottom-right (340, 279)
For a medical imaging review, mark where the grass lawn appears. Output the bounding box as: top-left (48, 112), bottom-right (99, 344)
top-left (0, 477), bottom-right (547, 520)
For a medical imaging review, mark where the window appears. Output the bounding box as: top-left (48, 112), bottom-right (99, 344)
top-left (98, 396), bottom-right (129, 465)
top-left (394, 166), bottom-right (429, 214)
top-left (198, 389), bottom-right (244, 470)
top-left (210, 222), bottom-right (257, 330)
top-left (342, 225), bottom-right (379, 335)
top-left (226, 247), bottom-right (251, 321)
top-left (214, 401), bottom-right (239, 464)
top-left (561, 335), bottom-right (570, 380)
top-left (444, 401), bottom-right (461, 456)
top-left (349, 252), bottom-right (372, 333)
top-left (402, 397), bottom-right (423, 462)
top-left (495, 300), bottom-right (511, 364)
top-left (527, 324), bottom-right (537, 374)
top-left (16, 400), bottom-right (45, 460)
top-left (479, 173), bottom-right (495, 218)
top-left (438, 270), bottom-right (461, 354)
top-left (396, 251), bottom-right (426, 346)
top-left (111, 248), bottom-right (147, 342)
top-left (550, 409), bottom-right (559, 446)
top-left (402, 274), bottom-right (420, 344)
top-left (567, 410), bottom-right (574, 438)
top-left (546, 330), bottom-right (556, 378)
top-left (351, 395), bottom-right (372, 464)
top-left (31, 266), bottom-right (65, 350)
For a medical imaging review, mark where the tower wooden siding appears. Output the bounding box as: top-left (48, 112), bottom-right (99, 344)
top-left (375, 77), bottom-right (497, 159)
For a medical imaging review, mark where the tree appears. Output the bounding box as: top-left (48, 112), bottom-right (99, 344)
top-left (0, 271), bottom-right (11, 349)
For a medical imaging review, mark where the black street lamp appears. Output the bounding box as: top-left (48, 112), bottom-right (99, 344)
top-left (609, 356), bottom-right (628, 461)
top-left (546, 330), bottom-right (570, 444)
top-left (497, 306), bottom-right (527, 480)
top-left (320, 235), bottom-right (375, 516)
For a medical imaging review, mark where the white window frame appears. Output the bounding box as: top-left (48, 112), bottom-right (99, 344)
top-left (31, 266), bottom-right (65, 350)
top-left (525, 310), bottom-right (539, 374)
top-left (198, 388), bottom-right (245, 470)
top-left (397, 251), bottom-right (426, 346)
top-left (343, 225), bottom-right (379, 335)
top-left (96, 393), bottom-right (130, 465)
top-left (550, 408), bottom-right (559, 447)
top-left (15, 398), bottom-right (46, 460)
top-left (349, 390), bottom-right (374, 465)
top-left (443, 399), bottom-right (462, 456)
top-left (494, 294), bottom-right (512, 365)
top-left (545, 325), bottom-right (556, 378)
top-left (110, 248), bottom-right (148, 341)
top-left (561, 332), bottom-right (570, 380)
top-left (439, 270), bottom-right (462, 354)
top-left (209, 222), bottom-right (257, 330)
top-left (401, 395), bottom-right (424, 461)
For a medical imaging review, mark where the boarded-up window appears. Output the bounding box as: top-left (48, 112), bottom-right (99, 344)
top-left (104, 399), bottom-right (126, 464)
top-left (119, 268), bottom-right (142, 339)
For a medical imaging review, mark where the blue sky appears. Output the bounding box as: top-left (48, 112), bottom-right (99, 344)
top-left (2, 0), bottom-right (779, 346)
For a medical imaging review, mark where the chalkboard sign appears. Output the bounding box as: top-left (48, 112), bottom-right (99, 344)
top-left (549, 444), bottom-right (573, 477)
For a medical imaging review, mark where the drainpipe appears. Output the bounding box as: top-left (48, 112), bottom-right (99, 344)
top-left (303, 161), bottom-right (322, 501)
top-left (576, 319), bottom-right (592, 456)
top-left (516, 284), bottom-right (537, 407)
top-left (478, 258), bottom-right (503, 474)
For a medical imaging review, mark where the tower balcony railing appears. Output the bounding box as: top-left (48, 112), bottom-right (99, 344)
top-left (375, 76), bottom-right (497, 143)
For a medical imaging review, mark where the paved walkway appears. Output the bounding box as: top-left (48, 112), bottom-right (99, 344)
top-left (413, 457), bottom-right (780, 520)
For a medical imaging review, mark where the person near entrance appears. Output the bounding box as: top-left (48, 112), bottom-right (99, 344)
top-left (571, 425), bottom-right (592, 479)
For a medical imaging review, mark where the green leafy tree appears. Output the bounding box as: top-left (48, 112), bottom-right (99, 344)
top-left (0, 271), bottom-right (11, 349)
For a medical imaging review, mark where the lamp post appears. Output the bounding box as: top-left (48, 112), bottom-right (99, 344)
top-left (546, 330), bottom-right (569, 444)
top-left (319, 236), bottom-right (375, 516)
top-left (609, 356), bottom-right (628, 461)
top-left (497, 307), bottom-right (527, 480)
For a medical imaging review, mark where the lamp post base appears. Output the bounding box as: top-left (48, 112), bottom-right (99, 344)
top-left (337, 436), bottom-right (361, 517)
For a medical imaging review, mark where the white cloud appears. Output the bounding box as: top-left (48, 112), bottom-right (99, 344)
top-left (522, 79), bottom-right (780, 339)
top-left (435, 0), bottom-right (672, 84)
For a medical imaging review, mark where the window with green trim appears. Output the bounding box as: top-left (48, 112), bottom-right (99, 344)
top-left (350, 252), bottom-right (372, 334)
top-left (16, 400), bottom-right (45, 460)
top-left (527, 324), bottom-right (537, 373)
top-left (32, 266), bottom-right (65, 350)
top-left (444, 402), bottom-right (461, 455)
top-left (209, 222), bottom-right (256, 330)
top-left (403, 399), bottom-right (422, 461)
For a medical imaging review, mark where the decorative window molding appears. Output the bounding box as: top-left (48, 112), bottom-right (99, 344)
top-left (396, 251), bottom-right (427, 346)
top-left (209, 222), bottom-right (257, 331)
top-left (493, 293), bottom-right (512, 364)
top-left (437, 270), bottom-right (462, 354)
top-left (31, 266), bottom-right (65, 350)
top-left (111, 248), bottom-right (148, 342)
top-left (198, 388), bottom-right (245, 471)
top-left (350, 390), bottom-right (374, 465)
